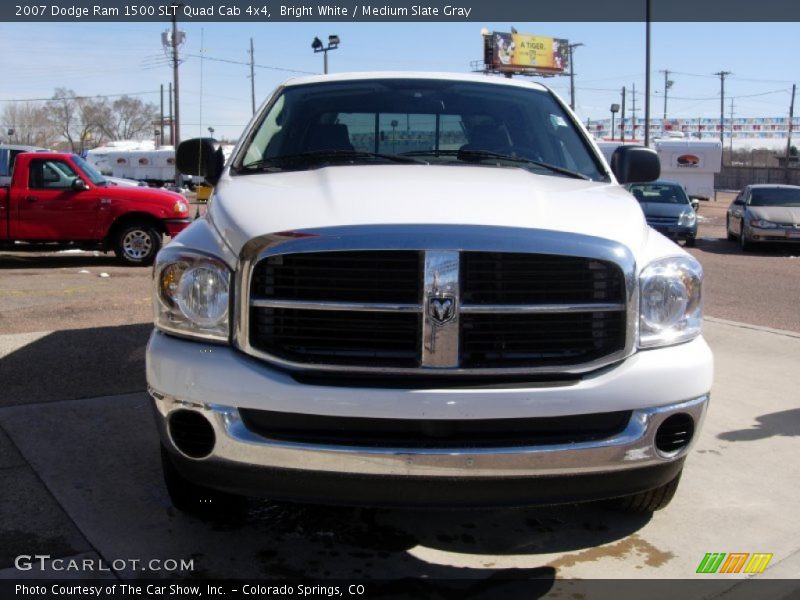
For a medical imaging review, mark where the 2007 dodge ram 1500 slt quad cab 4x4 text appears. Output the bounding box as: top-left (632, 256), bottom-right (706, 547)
top-left (146, 72), bottom-right (713, 514)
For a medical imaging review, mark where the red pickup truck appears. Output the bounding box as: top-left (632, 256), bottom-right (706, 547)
top-left (0, 152), bottom-right (191, 265)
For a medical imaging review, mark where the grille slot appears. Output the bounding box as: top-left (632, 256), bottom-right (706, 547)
top-left (250, 307), bottom-right (420, 367)
top-left (461, 252), bottom-right (624, 305)
top-left (239, 408), bottom-right (633, 448)
top-left (461, 312), bottom-right (626, 368)
top-left (252, 250), bottom-right (421, 303)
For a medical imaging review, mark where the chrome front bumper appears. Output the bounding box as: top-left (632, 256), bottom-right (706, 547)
top-left (151, 391), bottom-right (709, 479)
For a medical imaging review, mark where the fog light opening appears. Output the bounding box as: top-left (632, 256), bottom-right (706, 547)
top-left (168, 409), bottom-right (216, 458)
top-left (655, 413), bottom-right (695, 455)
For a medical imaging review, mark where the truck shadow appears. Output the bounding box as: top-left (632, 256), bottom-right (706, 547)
top-left (0, 323), bottom-right (150, 406)
top-left (717, 408), bottom-right (800, 442)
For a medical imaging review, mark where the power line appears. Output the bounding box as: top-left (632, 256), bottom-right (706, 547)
top-left (185, 53), bottom-right (317, 75)
top-left (0, 91), bottom-right (160, 103)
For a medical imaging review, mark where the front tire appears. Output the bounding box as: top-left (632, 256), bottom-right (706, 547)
top-left (684, 237), bottom-right (696, 248)
top-left (739, 223), bottom-right (752, 251)
top-left (606, 470), bottom-right (682, 513)
top-left (113, 223), bottom-right (161, 265)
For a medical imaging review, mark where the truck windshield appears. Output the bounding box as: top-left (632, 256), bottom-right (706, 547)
top-left (72, 154), bottom-right (107, 185)
top-left (235, 78), bottom-right (607, 181)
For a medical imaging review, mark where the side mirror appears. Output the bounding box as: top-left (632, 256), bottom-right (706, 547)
top-left (610, 145), bottom-right (660, 184)
top-left (176, 137), bottom-right (225, 186)
top-left (691, 199), bottom-right (700, 212)
top-left (71, 178), bottom-right (89, 191)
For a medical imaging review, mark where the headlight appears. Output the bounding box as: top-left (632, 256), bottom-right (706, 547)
top-left (153, 250), bottom-right (230, 341)
top-left (750, 218), bottom-right (777, 229)
top-left (678, 211), bottom-right (696, 227)
top-left (639, 256), bottom-right (703, 348)
top-left (173, 200), bottom-right (189, 215)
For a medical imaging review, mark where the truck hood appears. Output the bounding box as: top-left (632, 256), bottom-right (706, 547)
top-left (209, 165), bottom-right (648, 255)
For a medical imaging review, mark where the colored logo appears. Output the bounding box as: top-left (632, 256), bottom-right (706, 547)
top-left (677, 154), bottom-right (700, 167)
top-left (696, 552), bottom-right (773, 574)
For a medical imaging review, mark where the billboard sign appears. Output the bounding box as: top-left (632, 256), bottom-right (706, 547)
top-left (488, 32), bottom-right (569, 74)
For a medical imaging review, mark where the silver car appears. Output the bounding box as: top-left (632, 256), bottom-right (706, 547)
top-left (727, 184), bottom-right (800, 251)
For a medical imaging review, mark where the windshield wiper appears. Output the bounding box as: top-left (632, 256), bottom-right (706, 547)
top-left (240, 150), bottom-right (428, 172)
top-left (401, 149), bottom-right (591, 180)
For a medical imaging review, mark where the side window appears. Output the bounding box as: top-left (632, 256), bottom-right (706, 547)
top-left (29, 160), bottom-right (79, 189)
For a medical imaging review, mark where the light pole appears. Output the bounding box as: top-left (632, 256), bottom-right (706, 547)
top-left (390, 120), bottom-right (398, 153)
top-left (610, 104), bottom-right (620, 141)
top-left (312, 34), bottom-right (340, 74)
top-left (207, 126), bottom-right (215, 138)
top-left (567, 42), bottom-right (584, 111)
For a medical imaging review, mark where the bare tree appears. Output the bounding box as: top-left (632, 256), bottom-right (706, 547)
top-left (1, 101), bottom-right (58, 147)
top-left (101, 95), bottom-right (159, 141)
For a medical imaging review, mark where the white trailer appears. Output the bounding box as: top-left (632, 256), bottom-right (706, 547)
top-left (597, 139), bottom-right (722, 200)
top-left (87, 141), bottom-right (234, 187)
top-left (655, 139), bottom-right (722, 201)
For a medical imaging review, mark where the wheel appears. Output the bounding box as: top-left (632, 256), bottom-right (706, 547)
top-left (726, 217), bottom-right (735, 241)
top-left (739, 223), bottom-right (751, 251)
top-left (160, 445), bottom-right (244, 517)
top-left (113, 223), bottom-right (161, 265)
top-left (684, 237), bottom-right (696, 248)
top-left (606, 470), bottom-right (682, 513)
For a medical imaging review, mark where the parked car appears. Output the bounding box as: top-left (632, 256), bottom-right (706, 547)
top-left (727, 184), bottom-right (800, 251)
top-left (627, 180), bottom-right (698, 246)
top-left (1, 151), bottom-right (191, 264)
top-left (147, 72), bottom-right (712, 516)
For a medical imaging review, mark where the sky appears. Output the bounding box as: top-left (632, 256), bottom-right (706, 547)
top-left (1, 20), bottom-right (798, 141)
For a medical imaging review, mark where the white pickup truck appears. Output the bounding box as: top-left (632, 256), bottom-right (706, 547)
top-left (146, 72), bottom-right (713, 515)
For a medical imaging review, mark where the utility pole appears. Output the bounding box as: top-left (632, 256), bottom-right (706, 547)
top-left (631, 83), bottom-right (637, 140)
top-left (660, 70), bottom-right (674, 136)
top-left (168, 82), bottom-right (173, 145)
top-left (644, 0), bottom-right (651, 146)
top-left (568, 42), bottom-right (584, 111)
top-left (159, 84), bottom-right (164, 147)
top-left (621, 86), bottom-right (626, 143)
top-left (714, 71), bottom-right (732, 145)
top-left (786, 84), bottom-right (796, 182)
top-left (729, 97), bottom-right (735, 157)
top-left (171, 5), bottom-right (182, 185)
top-left (249, 38), bottom-right (256, 116)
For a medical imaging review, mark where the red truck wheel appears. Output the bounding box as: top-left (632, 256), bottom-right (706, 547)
top-left (114, 223), bottom-right (161, 265)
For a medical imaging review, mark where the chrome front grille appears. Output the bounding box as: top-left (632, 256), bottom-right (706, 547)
top-left (241, 227), bottom-right (632, 376)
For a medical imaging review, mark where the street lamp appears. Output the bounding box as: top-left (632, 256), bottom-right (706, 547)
top-left (610, 104), bottom-right (620, 141)
top-left (390, 119), bottom-right (398, 153)
top-left (207, 126), bottom-right (215, 138)
top-left (312, 34), bottom-right (340, 75)
top-left (567, 42), bottom-right (584, 111)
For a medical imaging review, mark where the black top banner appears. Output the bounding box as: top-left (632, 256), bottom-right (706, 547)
top-left (4, 0), bottom-right (800, 22)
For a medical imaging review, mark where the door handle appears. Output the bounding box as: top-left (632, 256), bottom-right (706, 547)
top-left (24, 196), bottom-right (37, 203)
